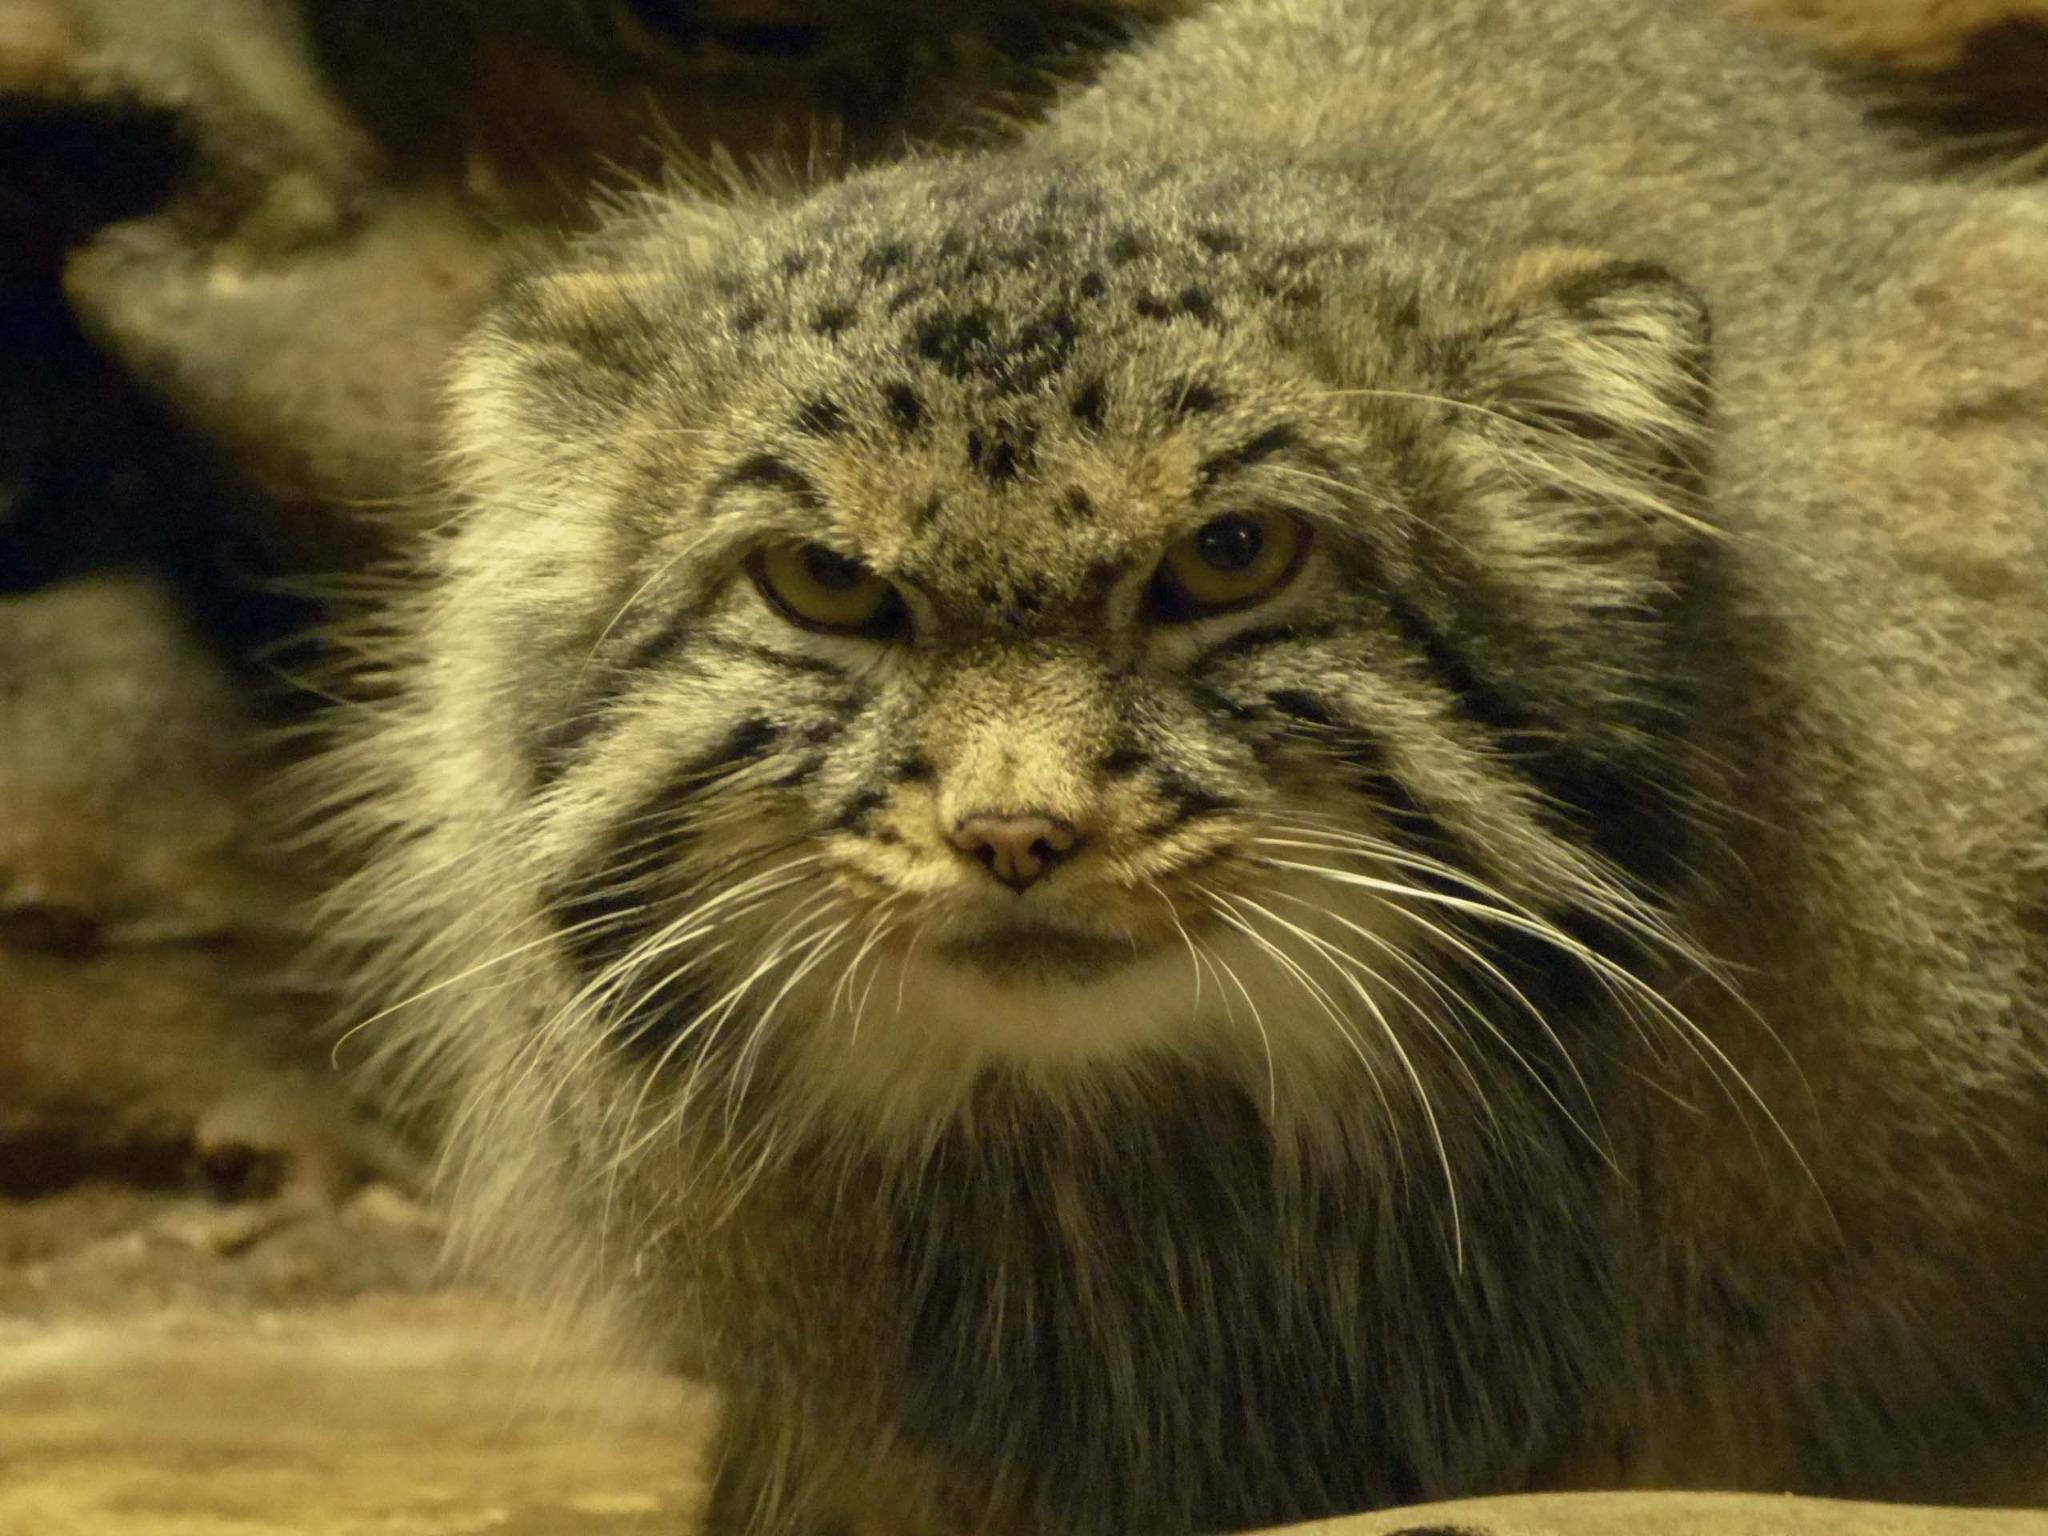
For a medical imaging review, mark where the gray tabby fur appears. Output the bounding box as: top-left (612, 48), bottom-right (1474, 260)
top-left (312, 0), bottom-right (2048, 1529)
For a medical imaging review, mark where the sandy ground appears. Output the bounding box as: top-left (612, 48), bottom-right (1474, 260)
top-left (0, 1179), bottom-right (704, 1535)
top-left (3, 1189), bottom-right (2043, 1536)
top-left (0, 1294), bottom-right (708, 1536)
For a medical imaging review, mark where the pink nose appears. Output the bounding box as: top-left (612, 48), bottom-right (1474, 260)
top-left (949, 813), bottom-right (1078, 893)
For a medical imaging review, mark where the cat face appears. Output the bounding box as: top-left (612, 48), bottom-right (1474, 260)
top-left (432, 157), bottom-right (1715, 1129)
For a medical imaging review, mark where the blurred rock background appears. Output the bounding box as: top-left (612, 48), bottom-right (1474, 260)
top-left (0, 0), bottom-right (1197, 1318)
top-left (0, 3), bottom-right (2041, 1528)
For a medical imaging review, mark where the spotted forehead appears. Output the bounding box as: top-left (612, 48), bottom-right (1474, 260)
top-left (689, 168), bottom-right (1409, 612)
top-left (704, 167), bottom-right (1339, 386)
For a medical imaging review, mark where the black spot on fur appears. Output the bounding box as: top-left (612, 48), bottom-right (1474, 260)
top-left (1003, 311), bottom-right (1079, 393)
top-left (1258, 275), bottom-right (1323, 309)
top-left (885, 382), bottom-right (926, 434)
top-left (732, 303), bottom-right (767, 335)
top-left (987, 438), bottom-right (1024, 481)
top-left (860, 242), bottom-right (910, 277)
top-left (1099, 743), bottom-right (1151, 777)
top-left (832, 787), bottom-right (889, 832)
top-left (1197, 425), bottom-right (1298, 482)
top-left (916, 307), bottom-right (998, 378)
top-left (1166, 378), bottom-right (1226, 418)
top-left (889, 755), bottom-right (935, 784)
top-left (1070, 377), bottom-right (1107, 431)
top-left (1194, 226), bottom-right (1245, 255)
top-left (1138, 288), bottom-right (1212, 325)
top-left (912, 494), bottom-right (944, 529)
top-left (811, 302), bottom-right (857, 337)
top-left (1058, 487), bottom-right (1097, 525)
top-left (1108, 231), bottom-right (1148, 264)
top-left (794, 396), bottom-right (847, 437)
top-left (778, 249), bottom-right (812, 278)
top-left (968, 423), bottom-right (1036, 485)
top-left (1078, 270), bottom-right (1107, 300)
top-left (1082, 558), bottom-right (1124, 595)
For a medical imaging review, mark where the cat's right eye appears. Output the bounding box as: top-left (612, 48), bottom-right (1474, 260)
top-left (1146, 510), bottom-right (1309, 622)
top-left (749, 543), bottom-right (909, 639)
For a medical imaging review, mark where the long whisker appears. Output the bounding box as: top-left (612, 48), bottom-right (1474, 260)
top-left (1259, 850), bottom-right (1826, 1212)
top-left (1192, 884), bottom-right (1406, 1183)
top-left (1210, 886), bottom-right (1465, 1270)
top-left (1258, 883), bottom-right (1613, 1167)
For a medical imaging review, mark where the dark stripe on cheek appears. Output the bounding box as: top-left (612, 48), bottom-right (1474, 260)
top-left (529, 705), bottom-right (612, 793)
top-left (1375, 595), bottom-right (1687, 882)
top-left (704, 636), bottom-right (849, 680)
top-left (542, 629), bottom-right (837, 792)
top-left (1261, 688), bottom-right (1462, 857)
top-left (542, 717), bottom-right (786, 983)
top-left (1189, 621), bottom-right (1337, 674)
top-left (1156, 771), bottom-right (1238, 826)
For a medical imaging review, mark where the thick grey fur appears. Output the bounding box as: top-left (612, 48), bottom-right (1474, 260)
top-left (315, 0), bottom-right (2048, 1530)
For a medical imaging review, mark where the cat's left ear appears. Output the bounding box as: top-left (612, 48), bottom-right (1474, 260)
top-left (1456, 251), bottom-right (1714, 530)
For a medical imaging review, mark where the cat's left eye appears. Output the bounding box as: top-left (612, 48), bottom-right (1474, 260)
top-left (1147, 510), bottom-right (1309, 621)
top-left (750, 543), bottom-right (908, 638)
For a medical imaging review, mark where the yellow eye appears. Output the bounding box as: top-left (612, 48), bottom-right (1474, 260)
top-left (1149, 511), bottom-right (1309, 621)
top-left (750, 543), bottom-right (907, 637)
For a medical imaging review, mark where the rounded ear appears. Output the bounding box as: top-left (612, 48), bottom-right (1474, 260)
top-left (1456, 252), bottom-right (1715, 532)
top-left (442, 197), bottom-right (748, 513)
top-left (1394, 256), bottom-right (1721, 881)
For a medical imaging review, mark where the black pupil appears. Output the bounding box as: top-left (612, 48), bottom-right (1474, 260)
top-left (1194, 515), bottom-right (1264, 572)
top-left (801, 545), bottom-right (869, 591)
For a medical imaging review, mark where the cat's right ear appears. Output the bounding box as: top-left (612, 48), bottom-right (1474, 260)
top-left (481, 197), bottom-right (745, 384)
top-left (444, 201), bottom-right (744, 501)
top-left (1455, 249), bottom-right (1716, 532)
